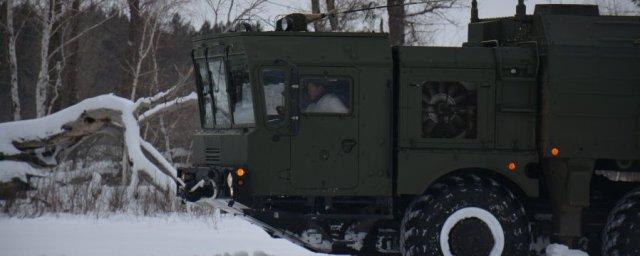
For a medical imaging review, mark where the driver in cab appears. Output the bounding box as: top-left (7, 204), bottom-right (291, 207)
top-left (304, 79), bottom-right (348, 114)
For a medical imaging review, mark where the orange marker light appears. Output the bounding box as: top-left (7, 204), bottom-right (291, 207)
top-left (507, 162), bottom-right (517, 172)
top-left (551, 147), bottom-right (560, 157)
top-left (236, 168), bottom-right (246, 177)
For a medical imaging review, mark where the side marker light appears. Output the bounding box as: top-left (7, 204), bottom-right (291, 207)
top-left (236, 168), bottom-right (246, 177)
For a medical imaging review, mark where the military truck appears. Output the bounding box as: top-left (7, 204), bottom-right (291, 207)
top-left (179, 1), bottom-right (640, 255)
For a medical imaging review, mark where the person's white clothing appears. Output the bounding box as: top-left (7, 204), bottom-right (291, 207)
top-left (305, 93), bottom-right (348, 113)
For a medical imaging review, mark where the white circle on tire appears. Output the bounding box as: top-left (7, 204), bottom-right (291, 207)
top-left (439, 207), bottom-right (505, 256)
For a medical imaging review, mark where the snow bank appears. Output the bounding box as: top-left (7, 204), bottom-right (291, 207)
top-left (0, 214), bottom-right (329, 256)
top-left (546, 244), bottom-right (589, 256)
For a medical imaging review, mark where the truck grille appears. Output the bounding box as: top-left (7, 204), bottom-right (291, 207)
top-left (205, 147), bottom-right (221, 164)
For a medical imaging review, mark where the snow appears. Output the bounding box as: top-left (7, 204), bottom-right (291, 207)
top-left (0, 94), bottom-right (131, 155)
top-left (0, 214), bottom-right (328, 256)
top-left (439, 207), bottom-right (505, 256)
top-left (301, 229), bottom-right (333, 252)
top-left (0, 160), bottom-right (47, 182)
top-left (0, 213), bottom-right (590, 256)
top-left (531, 235), bottom-right (551, 255)
top-left (545, 244), bottom-right (589, 256)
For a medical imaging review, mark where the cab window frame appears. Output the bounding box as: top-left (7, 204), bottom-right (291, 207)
top-left (298, 75), bottom-right (354, 117)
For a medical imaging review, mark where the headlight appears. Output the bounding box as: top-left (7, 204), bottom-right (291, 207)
top-left (227, 173), bottom-right (234, 197)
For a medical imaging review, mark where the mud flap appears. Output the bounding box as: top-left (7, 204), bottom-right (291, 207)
top-left (543, 158), bottom-right (594, 244)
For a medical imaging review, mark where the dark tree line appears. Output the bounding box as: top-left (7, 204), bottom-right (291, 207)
top-left (0, 1), bottom-right (203, 122)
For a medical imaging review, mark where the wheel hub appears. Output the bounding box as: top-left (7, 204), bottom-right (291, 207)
top-left (439, 207), bottom-right (505, 256)
top-left (449, 217), bottom-right (494, 256)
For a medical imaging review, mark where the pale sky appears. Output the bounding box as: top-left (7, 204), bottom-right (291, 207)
top-left (184, 0), bottom-right (638, 46)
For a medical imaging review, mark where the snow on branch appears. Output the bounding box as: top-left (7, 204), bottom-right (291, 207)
top-left (0, 92), bottom-right (192, 197)
top-left (133, 81), bottom-right (180, 110)
top-left (138, 92), bottom-right (197, 122)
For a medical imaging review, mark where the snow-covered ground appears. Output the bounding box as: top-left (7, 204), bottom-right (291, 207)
top-left (0, 213), bottom-right (588, 256)
top-left (546, 244), bottom-right (589, 256)
top-left (0, 214), bottom-right (328, 256)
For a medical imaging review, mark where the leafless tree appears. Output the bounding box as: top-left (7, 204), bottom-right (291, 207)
top-left (325, 0), bottom-right (339, 30)
top-left (387, 0), bottom-right (465, 46)
top-left (387, 0), bottom-right (405, 45)
top-left (128, 7), bottom-right (160, 101)
top-left (201, 0), bottom-right (267, 31)
top-left (589, 0), bottom-right (640, 15)
top-left (305, 0), bottom-right (381, 32)
top-left (30, 0), bottom-right (113, 117)
top-left (123, 0), bottom-right (189, 101)
top-left (301, 0), bottom-right (461, 44)
top-left (5, 0), bottom-right (22, 120)
top-left (33, 0), bottom-right (54, 118)
top-left (310, 0), bottom-right (325, 31)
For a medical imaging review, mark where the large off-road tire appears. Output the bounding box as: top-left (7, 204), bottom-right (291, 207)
top-left (399, 174), bottom-right (531, 256)
top-left (602, 187), bottom-right (640, 255)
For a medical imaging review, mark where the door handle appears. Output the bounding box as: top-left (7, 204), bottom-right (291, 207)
top-left (341, 139), bottom-right (357, 153)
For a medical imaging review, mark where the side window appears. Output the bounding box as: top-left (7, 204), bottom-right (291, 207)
top-left (300, 77), bottom-right (351, 114)
top-left (262, 68), bottom-right (286, 125)
top-left (418, 81), bottom-right (478, 139)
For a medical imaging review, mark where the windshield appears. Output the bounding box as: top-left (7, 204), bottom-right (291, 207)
top-left (208, 58), bottom-right (232, 128)
top-left (196, 59), bottom-right (215, 128)
top-left (194, 54), bottom-right (255, 129)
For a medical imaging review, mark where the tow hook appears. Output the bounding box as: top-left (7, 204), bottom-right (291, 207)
top-left (189, 179), bottom-right (218, 199)
top-left (178, 167), bottom-right (223, 202)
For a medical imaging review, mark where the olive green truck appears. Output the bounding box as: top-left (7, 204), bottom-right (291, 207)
top-left (178, 2), bottom-right (640, 255)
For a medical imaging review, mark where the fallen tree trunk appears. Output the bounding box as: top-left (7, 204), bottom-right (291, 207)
top-left (0, 93), bottom-right (195, 198)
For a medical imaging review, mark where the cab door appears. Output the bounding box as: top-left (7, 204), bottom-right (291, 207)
top-left (290, 67), bottom-right (359, 190)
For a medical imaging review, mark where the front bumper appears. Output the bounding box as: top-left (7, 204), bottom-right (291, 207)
top-left (178, 166), bottom-right (236, 202)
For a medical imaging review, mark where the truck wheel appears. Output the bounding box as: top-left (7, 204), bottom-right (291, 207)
top-left (602, 187), bottom-right (640, 255)
top-left (399, 174), bottom-right (530, 256)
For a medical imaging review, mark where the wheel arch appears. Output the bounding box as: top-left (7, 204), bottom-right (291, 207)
top-left (421, 167), bottom-right (531, 202)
